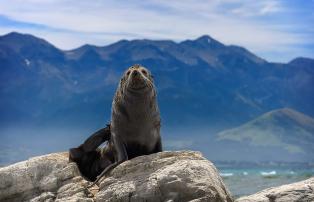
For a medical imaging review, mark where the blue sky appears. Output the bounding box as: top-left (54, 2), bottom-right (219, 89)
top-left (0, 0), bottom-right (313, 62)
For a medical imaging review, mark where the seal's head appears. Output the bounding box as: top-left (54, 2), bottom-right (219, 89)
top-left (120, 64), bottom-right (154, 94)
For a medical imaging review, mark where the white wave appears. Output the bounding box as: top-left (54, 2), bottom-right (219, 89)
top-left (220, 172), bottom-right (234, 177)
top-left (261, 170), bottom-right (277, 176)
top-left (243, 171), bottom-right (248, 175)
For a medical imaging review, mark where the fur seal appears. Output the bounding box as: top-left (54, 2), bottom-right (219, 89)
top-left (69, 64), bottom-right (162, 184)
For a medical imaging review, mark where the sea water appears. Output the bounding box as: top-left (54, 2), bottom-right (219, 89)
top-left (218, 165), bottom-right (314, 198)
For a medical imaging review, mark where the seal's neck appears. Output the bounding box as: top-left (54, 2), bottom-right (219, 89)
top-left (124, 90), bottom-right (154, 104)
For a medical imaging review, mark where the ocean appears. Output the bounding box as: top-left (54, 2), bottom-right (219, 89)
top-left (217, 164), bottom-right (314, 198)
top-left (1, 127), bottom-right (313, 199)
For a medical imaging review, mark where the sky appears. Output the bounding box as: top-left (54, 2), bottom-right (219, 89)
top-left (0, 0), bottom-right (313, 62)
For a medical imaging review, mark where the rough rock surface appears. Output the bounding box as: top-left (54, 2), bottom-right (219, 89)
top-left (96, 151), bottom-right (232, 202)
top-left (0, 152), bottom-right (93, 202)
top-left (236, 177), bottom-right (314, 202)
top-left (0, 151), bottom-right (232, 202)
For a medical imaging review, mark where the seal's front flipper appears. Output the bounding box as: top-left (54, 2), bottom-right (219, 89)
top-left (88, 160), bottom-right (120, 187)
top-left (88, 133), bottom-right (128, 187)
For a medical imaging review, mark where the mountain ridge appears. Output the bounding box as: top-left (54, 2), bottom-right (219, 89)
top-left (0, 32), bottom-right (313, 128)
top-left (1, 32), bottom-right (314, 163)
top-left (2, 32), bottom-right (312, 63)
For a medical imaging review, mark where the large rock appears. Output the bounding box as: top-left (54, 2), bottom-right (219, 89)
top-left (236, 177), bottom-right (314, 202)
top-left (0, 151), bottom-right (232, 202)
top-left (0, 152), bottom-right (93, 202)
top-left (96, 151), bottom-right (232, 201)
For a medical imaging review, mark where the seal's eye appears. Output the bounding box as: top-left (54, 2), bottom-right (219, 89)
top-left (141, 69), bottom-right (148, 75)
top-left (126, 71), bottom-right (131, 76)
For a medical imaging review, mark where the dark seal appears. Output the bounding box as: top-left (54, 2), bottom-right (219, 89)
top-left (69, 64), bottom-right (162, 184)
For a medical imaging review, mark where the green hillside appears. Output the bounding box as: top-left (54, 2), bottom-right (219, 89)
top-left (217, 108), bottom-right (314, 154)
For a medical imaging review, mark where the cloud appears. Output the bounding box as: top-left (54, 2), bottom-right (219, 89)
top-left (231, 0), bottom-right (282, 17)
top-left (0, 0), bottom-right (313, 62)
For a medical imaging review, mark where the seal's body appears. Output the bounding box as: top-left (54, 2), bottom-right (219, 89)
top-left (110, 64), bottom-right (162, 160)
top-left (69, 65), bottom-right (162, 183)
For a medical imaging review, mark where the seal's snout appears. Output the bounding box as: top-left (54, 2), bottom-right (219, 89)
top-left (124, 65), bottom-right (153, 91)
top-left (130, 69), bottom-right (144, 83)
top-left (131, 69), bottom-right (143, 82)
top-left (132, 69), bottom-right (139, 77)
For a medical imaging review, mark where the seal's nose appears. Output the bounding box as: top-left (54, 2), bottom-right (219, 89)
top-left (132, 70), bottom-right (139, 77)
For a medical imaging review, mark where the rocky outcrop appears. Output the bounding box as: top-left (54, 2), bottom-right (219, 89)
top-left (0, 152), bottom-right (93, 202)
top-left (96, 151), bottom-right (232, 201)
top-left (0, 151), bottom-right (233, 202)
top-left (236, 177), bottom-right (314, 202)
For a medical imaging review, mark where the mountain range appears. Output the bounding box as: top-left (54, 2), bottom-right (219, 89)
top-left (0, 32), bottom-right (313, 163)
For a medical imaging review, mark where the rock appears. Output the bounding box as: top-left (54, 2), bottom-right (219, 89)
top-left (236, 177), bottom-right (314, 202)
top-left (96, 151), bottom-right (232, 202)
top-left (0, 152), bottom-right (93, 202)
top-left (0, 151), bottom-right (233, 202)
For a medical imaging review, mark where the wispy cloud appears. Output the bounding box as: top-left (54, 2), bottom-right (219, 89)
top-left (0, 0), bottom-right (313, 62)
top-left (231, 0), bottom-right (282, 16)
